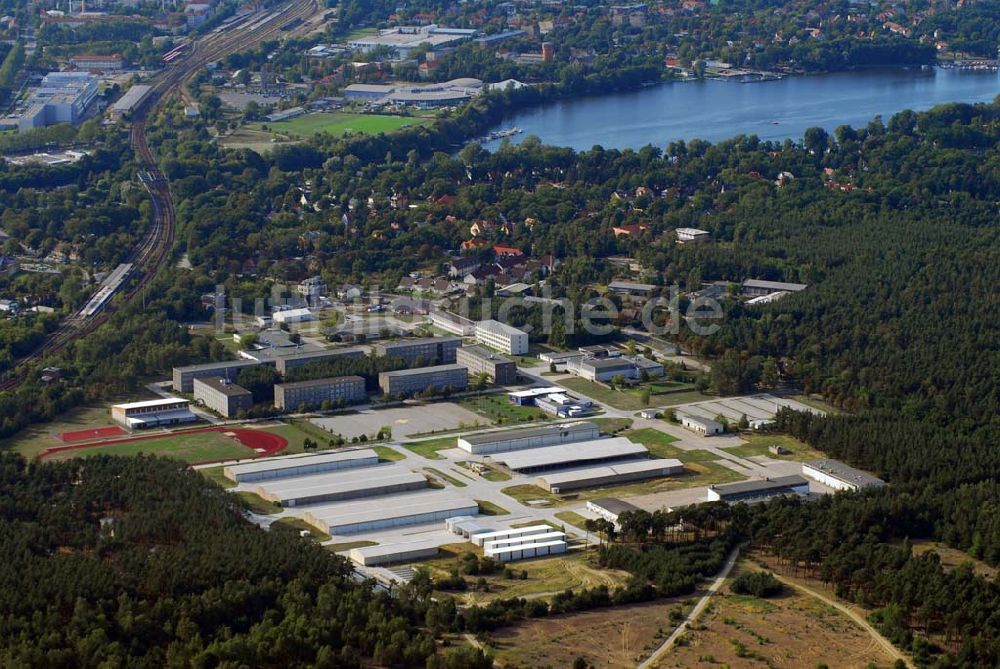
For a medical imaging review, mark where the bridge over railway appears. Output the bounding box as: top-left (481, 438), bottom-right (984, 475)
top-left (0, 0), bottom-right (318, 391)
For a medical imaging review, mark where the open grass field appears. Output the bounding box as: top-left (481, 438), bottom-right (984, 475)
top-left (5, 399), bottom-right (156, 460)
top-left (427, 550), bottom-right (631, 606)
top-left (459, 394), bottom-right (549, 425)
top-left (501, 484), bottom-right (560, 506)
top-left (660, 561), bottom-right (899, 669)
top-left (251, 112), bottom-right (433, 138)
top-left (261, 421), bottom-right (334, 454)
top-left (43, 430), bottom-right (256, 464)
top-left (402, 436), bottom-right (455, 460)
top-left (218, 127), bottom-right (288, 153)
top-left (491, 596), bottom-right (694, 667)
top-left (624, 428), bottom-right (719, 463)
top-left (591, 417), bottom-right (633, 434)
top-left (721, 433), bottom-right (825, 462)
top-left (270, 516), bottom-right (331, 542)
top-left (554, 510), bottom-right (590, 531)
top-left (374, 445), bottom-right (406, 461)
top-left (557, 377), bottom-right (653, 411)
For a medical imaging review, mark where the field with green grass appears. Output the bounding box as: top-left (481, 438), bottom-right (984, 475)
top-left (556, 377), bottom-right (651, 411)
top-left (252, 112), bottom-right (433, 138)
top-left (44, 431), bottom-right (254, 464)
top-left (199, 465), bottom-right (237, 489)
top-left (476, 499), bottom-right (510, 515)
top-left (459, 394), bottom-right (549, 425)
top-left (624, 428), bottom-right (719, 462)
top-left (721, 433), bottom-right (825, 461)
top-left (402, 436), bottom-right (456, 460)
top-left (374, 445), bottom-right (406, 461)
top-left (591, 417), bottom-right (633, 434)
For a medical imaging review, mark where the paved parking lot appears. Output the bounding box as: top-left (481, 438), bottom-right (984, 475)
top-left (311, 402), bottom-right (485, 439)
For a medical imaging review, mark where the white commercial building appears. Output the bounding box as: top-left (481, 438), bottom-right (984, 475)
top-left (676, 227), bottom-right (711, 243)
top-left (491, 436), bottom-right (648, 473)
top-left (254, 466), bottom-right (427, 507)
top-left (706, 475), bottom-right (810, 504)
top-left (346, 25), bottom-right (477, 59)
top-left (678, 412), bottom-right (725, 436)
top-left (273, 307), bottom-right (315, 324)
top-left (302, 490), bottom-right (478, 535)
top-left (475, 319), bottom-right (529, 355)
top-left (470, 524), bottom-right (552, 547)
top-left (537, 458), bottom-right (683, 493)
top-left (110, 398), bottom-right (197, 430)
top-left (18, 72), bottom-right (99, 132)
top-left (485, 538), bottom-right (568, 562)
top-left (801, 459), bottom-right (886, 493)
top-left (457, 421), bottom-right (600, 455)
top-left (224, 449), bottom-right (379, 483)
top-left (483, 531), bottom-right (566, 552)
top-left (586, 498), bottom-right (641, 527)
top-left (349, 539), bottom-right (442, 566)
top-left (566, 355), bottom-right (663, 382)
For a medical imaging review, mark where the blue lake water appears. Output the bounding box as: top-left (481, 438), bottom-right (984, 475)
top-left (482, 67), bottom-right (1000, 150)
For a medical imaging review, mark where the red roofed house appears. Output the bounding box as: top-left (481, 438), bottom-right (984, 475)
top-left (493, 244), bottom-right (524, 257)
top-left (461, 238), bottom-right (489, 251)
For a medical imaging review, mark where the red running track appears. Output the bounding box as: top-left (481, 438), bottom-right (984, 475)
top-left (60, 426), bottom-right (126, 443)
top-left (39, 427), bottom-right (289, 464)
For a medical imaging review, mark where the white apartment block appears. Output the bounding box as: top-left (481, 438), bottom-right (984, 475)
top-left (475, 319), bottom-right (529, 355)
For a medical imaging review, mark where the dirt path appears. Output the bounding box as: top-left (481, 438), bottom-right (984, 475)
top-left (770, 572), bottom-right (911, 668)
top-left (637, 545), bottom-right (741, 669)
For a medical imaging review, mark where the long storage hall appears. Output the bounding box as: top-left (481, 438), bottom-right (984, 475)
top-left (253, 466), bottom-right (428, 507)
top-left (490, 437), bottom-right (648, 473)
top-left (224, 448), bottom-right (379, 483)
top-left (536, 458), bottom-right (684, 493)
top-left (303, 491), bottom-right (479, 535)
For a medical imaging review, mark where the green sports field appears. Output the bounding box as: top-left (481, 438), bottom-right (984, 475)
top-left (252, 112), bottom-right (433, 138)
top-left (44, 432), bottom-right (255, 464)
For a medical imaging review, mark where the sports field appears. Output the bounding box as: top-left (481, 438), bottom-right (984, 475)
top-left (252, 112), bottom-right (433, 138)
top-left (40, 428), bottom-right (288, 464)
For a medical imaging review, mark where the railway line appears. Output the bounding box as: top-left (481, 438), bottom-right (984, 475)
top-left (0, 0), bottom-right (318, 391)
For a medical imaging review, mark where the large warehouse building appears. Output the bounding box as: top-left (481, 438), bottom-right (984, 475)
top-left (110, 397), bottom-right (197, 430)
top-left (706, 475), bottom-right (809, 504)
top-left (274, 347), bottom-right (366, 374)
top-left (173, 359), bottom-right (271, 393)
top-left (455, 345), bottom-right (517, 385)
top-left (273, 375), bottom-right (366, 411)
top-left (491, 436), bottom-right (648, 473)
top-left (224, 449), bottom-right (379, 483)
top-left (349, 539), bottom-right (442, 566)
top-left (537, 458), bottom-right (683, 493)
top-left (474, 319), bottom-right (529, 355)
top-left (192, 377), bottom-right (253, 418)
top-left (801, 459), bottom-right (885, 492)
top-left (566, 355), bottom-right (664, 382)
top-left (374, 336), bottom-right (461, 364)
top-left (458, 421), bottom-right (600, 455)
top-left (254, 466), bottom-right (427, 507)
top-left (303, 490), bottom-right (478, 535)
top-left (379, 364), bottom-right (468, 397)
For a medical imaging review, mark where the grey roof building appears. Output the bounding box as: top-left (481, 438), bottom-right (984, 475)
top-left (456, 345), bottom-right (517, 385)
top-left (274, 347), bottom-right (366, 375)
top-left (706, 475), bottom-right (809, 504)
top-left (802, 459), bottom-right (885, 492)
top-left (379, 364), bottom-right (468, 398)
top-left (172, 358), bottom-right (273, 393)
top-left (374, 336), bottom-right (461, 365)
top-left (192, 377), bottom-right (253, 418)
top-left (274, 375), bottom-right (366, 411)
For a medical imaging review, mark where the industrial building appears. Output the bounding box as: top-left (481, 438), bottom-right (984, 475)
top-left (349, 539), bottom-right (441, 566)
top-left (110, 398), bottom-right (197, 430)
top-left (741, 279), bottom-right (808, 297)
top-left (344, 83), bottom-right (396, 100)
top-left (224, 448), bottom-right (379, 483)
top-left (192, 377), bottom-right (253, 418)
top-left (173, 359), bottom-right (271, 393)
top-left (678, 412), bottom-right (725, 436)
top-left (108, 84), bottom-right (151, 121)
top-left (706, 475), bottom-right (810, 504)
top-left (273, 375), bottom-right (366, 411)
top-left (378, 364), bottom-right (468, 397)
top-left (587, 498), bottom-right (640, 527)
top-left (70, 53), bottom-right (124, 71)
top-left (445, 515), bottom-right (491, 538)
top-left (537, 458), bottom-right (683, 493)
top-left (18, 72), bottom-right (99, 132)
top-left (374, 336), bottom-right (461, 364)
top-left (470, 524), bottom-right (553, 547)
top-left (254, 466), bottom-right (427, 507)
top-left (534, 392), bottom-right (592, 418)
top-left (566, 355), bottom-right (664, 382)
top-left (676, 227), bottom-right (711, 243)
top-left (508, 386), bottom-right (568, 405)
top-left (607, 280), bottom-right (657, 297)
top-left (455, 345), bottom-right (517, 385)
top-left (483, 531), bottom-right (566, 551)
top-left (485, 538), bottom-right (567, 562)
top-left (802, 459), bottom-right (885, 492)
top-left (475, 319), bottom-right (529, 355)
top-left (274, 347), bottom-right (365, 374)
top-left (491, 436), bottom-right (648, 473)
top-left (345, 25), bottom-right (477, 59)
top-left (458, 421), bottom-right (600, 455)
top-left (302, 490), bottom-right (478, 534)
top-left (272, 307), bottom-right (314, 324)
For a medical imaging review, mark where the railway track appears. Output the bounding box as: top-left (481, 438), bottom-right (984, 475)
top-left (0, 0), bottom-right (317, 391)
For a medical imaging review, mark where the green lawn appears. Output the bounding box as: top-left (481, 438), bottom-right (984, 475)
top-left (262, 420), bottom-right (340, 454)
top-left (476, 499), bottom-right (510, 516)
top-left (557, 377), bottom-right (652, 411)
top-left (425, 467), bottom-right (467, 488)
top-left (624, 428), bottom-right (718, 462)
top-left (459, 394), bottom-right (549, 425)
top-left (326, 540), bottom-right (378, 553)
top-left (554, 510), bottom-right (590, 531)
top-left (237, 491), bottom-right (282, 515)
top-left (270, 516), bottom-right (331, 542)
top-left (199, 465), bottom-right (237, 489)
top-left (591, 417), bottom-right (634, 434)
top-left (656, 389), bottom-right (719, 406)
top-left (721, 433), bottom-right (825, 462)
top-left (252, 112), bottom-right (432, 138)
top-left (403, 436), bottom-right (456, 460)
top-left (44, 431), bottom-right (254, 464)
top-left (501, 484), bottom-right (560, 506)
top-left (374, 445), bottom-right (406, 461)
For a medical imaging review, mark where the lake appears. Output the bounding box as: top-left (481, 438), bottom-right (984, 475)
top-left (482, 67), bottom-right (1000, 151)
